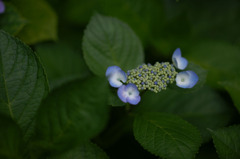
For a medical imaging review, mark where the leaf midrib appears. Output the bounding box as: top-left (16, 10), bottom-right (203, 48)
top-left (95, 15), bottom-right (120, 66)
top-left (146, 118), bottom-right (190, 159)
top-left (0, 35), bottom-right (14, 118)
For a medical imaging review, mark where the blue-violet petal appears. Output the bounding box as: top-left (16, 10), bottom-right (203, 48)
top-left (172, 48), bottom-right (188, 70)
top-left (176, 71), bottom-right (198, 88)
top-left (0, 1), bottom-right (5, 14)
top-left (117, 83), bottom-right (141, 105)
top-left (108, 70), bottom-right (127, 88)
top-left (106, 66), bottom-right (122, 77)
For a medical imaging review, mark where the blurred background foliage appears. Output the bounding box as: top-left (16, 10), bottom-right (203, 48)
top-left (1, 0), bottom-right (240, 158)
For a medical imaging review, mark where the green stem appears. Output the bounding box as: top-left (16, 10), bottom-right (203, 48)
top-left (125, 103), bottom-right (131, 112)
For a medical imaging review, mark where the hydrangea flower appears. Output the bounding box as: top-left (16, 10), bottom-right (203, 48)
top-left (117, 83), bottom-right (141, 105)
top-left (106, 47), bottom-right (199, 106)
top-left (176, 71), bottom-right (199, 88)
top-left (172, 48), bottom-right (188, 70)
top-left (106, 66), bottom-right (127, 88)
top-left (126, 62), bottom-right (178, 93)
top-left (0, 0), bottom-right (5, 14)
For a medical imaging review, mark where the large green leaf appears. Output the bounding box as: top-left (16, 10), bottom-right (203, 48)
top-left (36, 43), bottom-right (90, 90)
top-left (219, 80), bottom-right (240, 113)
top-left (0, 3), bottom-right (27, 35)
top-left (185, 41), bottom-right (240, 88)
top-left (83, 13), bottom-right (144, 76)
top-left (10, 0), bottom-right (58, 44)
top-left (35, 77), bottom-right (110, 152)
top-left (49, 142), bottom-right (109, 159)
top-left (136, 86), bottom-right (233, 142)
top-left (0, 115), bottom-right (23, 159)
top-left (0, 30), bottom-right (49, 140)
top-left (133, 112), bottom-right (202, 159)
top-left (209, 125), bottom-right (240, 159)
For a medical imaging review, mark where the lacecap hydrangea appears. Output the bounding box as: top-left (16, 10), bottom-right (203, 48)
top-left (105, 48), bottom-right (198, 105)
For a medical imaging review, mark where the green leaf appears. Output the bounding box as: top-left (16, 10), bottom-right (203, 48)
top-left (36, 42), bottom-right (90, 90)
top-left (136, 86), bottom-right (233, 143)
top-left (49, 142), bottom-right (109, 159)
top-left (185, 41), bottom-right (240, 88)
top-left (0, 30), bottom-right (49, 140)
top-left (0, 3), bottom-right (27, 35)
top-left (10, 0), bottom-right (58, 44)
top-left (83, 13), bottom-right (144, 76)
top-left (35, 77), bottom-right (110, 152)
top-left (219, 80), bottom-right (240, 113)
top-left (0, 114), bottom-right (23, 159)
top-left (133, 112), bottom-right (202, 159)
top-left (209, 125), bottom-right (240, 159)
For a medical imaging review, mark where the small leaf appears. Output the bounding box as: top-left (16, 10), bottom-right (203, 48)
top-left (136, 86), bottom-right (233, 143)
top-left (11, 0), bottom-right (58, 44)
top-left (133, 112), bottom-right (202, 159)
top-left (36, 42), bottom-right (90, 90)
top-left (35, 77), bottom-right (110, 152)
top-left (83, 13), bottom-right (144, 76)
top-left (0, 3), bottom-right (27, 35)
top-left (219, 80), bottom-right (240, 113)
top-left (209, 125), bottom-right (240, 159)
top-left (0, 114), bottom-right (23, 159)
top-left (0, 30), bottom-right (49, 140)
top-left (49, 142), bottom-right (109, 159)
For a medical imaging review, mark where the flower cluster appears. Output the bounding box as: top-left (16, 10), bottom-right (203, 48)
top-left (0, 0), bottom-right (5, 14)
top-left (105, 48), bottom-right (199, 105)
top-left (126, 62), bottom-right (178, 93)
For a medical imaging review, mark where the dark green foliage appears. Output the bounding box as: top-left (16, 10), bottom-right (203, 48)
top-left (10, 0), bottom-right (58, 44)
top-left (0, 0), bottom-right (240, 158)
top-left (134, 112), bottom-right (202, 159)
top-left (35, 77), bottom-right (109, 152)
top-left (136, 86), bottom-right (233, 143)
top-left (220, 80), bottom-right (240, 113)
top-left (36, 42), bottom-right (90, 90)
top-left (0, 115), bottom-right (23, 159)
top-left (0, 30), bottom-right (49, 140)
top-left (49, 142), bottom-right (109, 159)
top-left (0, 3), bottom-right (26, 35)
top-left (185, 41), bottom-right (240, 88)
top-left (210, 125), bottom-right (240, 159)
top-left (83, 14), bottom-right (144, 76)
